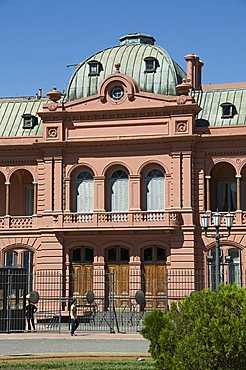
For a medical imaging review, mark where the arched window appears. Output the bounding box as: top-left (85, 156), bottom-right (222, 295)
top-left (5, 251), bottom-right (18, 267)
top-left (228, 248), bottom-right (241, 286)
top-left (109, 170), bottom-right (128, 212)
top-left (75, 171), bottom-right (94, 212)
top-left (207, 247), bottom-right (242, 289)
top-left (145, 169), bottom-right (164, 211)
top-left (142, 246), bottom-right (166, 264)
top-left (71, 247), bottom-right (94, 264)
top-left (107, 247), bottom-right (129, 264)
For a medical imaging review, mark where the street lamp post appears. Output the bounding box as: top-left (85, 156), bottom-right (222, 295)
top-left (201, 212), bottom-right (234, 291)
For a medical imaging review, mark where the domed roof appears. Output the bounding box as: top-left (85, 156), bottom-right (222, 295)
top-left (67, 33), bottom-right (186, 101)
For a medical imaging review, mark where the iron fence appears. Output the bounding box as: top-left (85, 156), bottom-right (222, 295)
top-left (0, 267), bottom-right (244, 333)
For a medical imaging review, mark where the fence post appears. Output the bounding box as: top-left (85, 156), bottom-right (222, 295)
top-left (6, 269), bottom-right (11, 333)
top-left (165, 269), bottom-right (169, 311)
top-left (109, 272), bottom-right (115, 333)
top-left (59, 273), bottom-right (62, 334)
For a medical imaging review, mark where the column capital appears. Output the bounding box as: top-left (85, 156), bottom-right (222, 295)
top-left (205, 175), bottom-right (211, 179)
top-left (235, 175), bottom-right (242, 178)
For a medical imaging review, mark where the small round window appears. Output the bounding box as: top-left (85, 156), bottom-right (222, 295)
top-left (110, 86), bottom-right (124, 101)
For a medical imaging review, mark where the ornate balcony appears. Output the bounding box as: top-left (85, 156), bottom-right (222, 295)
top-left (62, 211), bottom-right (181, 230)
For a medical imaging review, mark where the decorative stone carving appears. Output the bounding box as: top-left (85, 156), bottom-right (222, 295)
top-left (47, 127), bottom-right (58, 139)
top-left (47, 102), bottom-right (58, 111)
top-left (176, 121), bottom-right (187, 133)
top-left (177, 95), bottom-right (187, 104)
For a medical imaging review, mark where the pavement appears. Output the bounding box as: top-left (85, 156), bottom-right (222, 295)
top-left (0, 332), bottom-right (150, 360)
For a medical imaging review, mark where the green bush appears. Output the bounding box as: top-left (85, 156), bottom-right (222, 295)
top-left (142, 284), bottom-right (246, 370)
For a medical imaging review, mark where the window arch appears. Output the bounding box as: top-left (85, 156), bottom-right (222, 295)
top-left (109, 169), bottom-right (128, 212)
top-left (75, 171), bottom-right (94, 212)
top-left (145, 168), bottom-right (165, 211)
top-left (70, 247), bottom-right (94, 264)
top-left (5, 251), bottom-right (18, 267)
top-left (106, 246), bottom-right (129, 264)
top-left (142, 246), bottom-right (166, 264)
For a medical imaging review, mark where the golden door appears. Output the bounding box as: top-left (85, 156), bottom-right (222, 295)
top-left (72, 264), bottom-right (93, 298)
top-left (106, 264), bottom-right (129, 309)
top-left (143, 264), bottom-right (166, 310)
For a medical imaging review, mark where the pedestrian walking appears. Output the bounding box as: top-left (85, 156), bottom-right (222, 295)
top-left (70, 298), bottom-right (79, 336)
top-left (25, 294), bottom-right (37, 332)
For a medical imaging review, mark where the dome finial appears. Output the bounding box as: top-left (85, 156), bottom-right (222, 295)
top-left (115, 63), bottom-right (121, 73)
top-left (47, 86), bottom-right (64, 102)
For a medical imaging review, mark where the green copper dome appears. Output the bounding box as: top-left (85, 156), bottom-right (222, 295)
top-left (67, 33), bottom-right (186, 101)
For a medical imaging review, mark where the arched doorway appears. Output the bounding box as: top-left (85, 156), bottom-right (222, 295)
top-left (210, 163), bottom-right (236, 211)
top-left (70, 247), bottom-right (94, 299)
top-left (141, 246), bottom-right (167, 310)
top-left (9, 170), bottom-right (34, 216)
top-left (105, 246), bottom-right (129, 309)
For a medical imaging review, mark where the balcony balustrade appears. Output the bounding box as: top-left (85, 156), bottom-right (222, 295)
top-left (1, 210), bottom-right (246, 231)
top-left (62, 211), bottom-right (179, 228)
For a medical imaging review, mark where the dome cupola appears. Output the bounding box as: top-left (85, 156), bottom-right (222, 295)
top-left (67, 33), bottom-right (186, 101)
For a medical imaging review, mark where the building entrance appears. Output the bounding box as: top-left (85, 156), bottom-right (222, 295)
top-left (0, 268), bottom-right (28, 332)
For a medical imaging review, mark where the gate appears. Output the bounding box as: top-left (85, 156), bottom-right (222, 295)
top-left (0, 268), bottom-right (28, 332)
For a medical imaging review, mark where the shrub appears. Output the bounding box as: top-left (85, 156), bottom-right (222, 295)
top-left (142, 284), bottom-right (246, 370)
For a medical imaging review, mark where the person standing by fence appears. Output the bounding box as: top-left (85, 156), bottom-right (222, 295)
top-left (70, 298), bottom-right (79, 336)
top-left (25, 294), bottom-right (37, 332)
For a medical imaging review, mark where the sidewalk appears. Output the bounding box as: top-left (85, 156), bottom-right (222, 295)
top-left (0, 332), bottom-right (149, 359)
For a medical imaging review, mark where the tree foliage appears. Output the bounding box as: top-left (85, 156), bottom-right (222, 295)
top-left (142, 284), bottom-right (246, 370)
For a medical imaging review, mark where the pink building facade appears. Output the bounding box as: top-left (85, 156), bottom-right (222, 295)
top-left (0, 34), bottom-right (245, 311)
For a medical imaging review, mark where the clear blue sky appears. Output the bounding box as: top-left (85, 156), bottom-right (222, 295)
top-left (0, 0), bottom-right (245, 97)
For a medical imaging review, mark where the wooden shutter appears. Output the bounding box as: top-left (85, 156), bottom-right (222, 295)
top-left (110, 177), bottom-right (128, 212)
top-left (146, 170), bottom-right (164, 211)
top-left (76, 177), bottom-right (94, 212)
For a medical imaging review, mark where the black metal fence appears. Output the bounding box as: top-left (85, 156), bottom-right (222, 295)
top-left (0, 267), bottom-right (244, 333)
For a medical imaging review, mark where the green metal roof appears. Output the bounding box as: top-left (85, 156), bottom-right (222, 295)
top-left (194, 88), bottom-right (246, 126)
top-left (67, 35), bottom-right (186, 101)
top-left (0, 98), bottom-right (46, 137)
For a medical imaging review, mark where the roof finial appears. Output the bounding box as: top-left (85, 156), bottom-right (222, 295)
top-left (47, 86), bottom-right (64, 102)
top-left (115, 63), bottom-right (121, 73)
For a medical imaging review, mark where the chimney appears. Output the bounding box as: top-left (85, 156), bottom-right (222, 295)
top-left (185, 54), bottom-right (204, 90)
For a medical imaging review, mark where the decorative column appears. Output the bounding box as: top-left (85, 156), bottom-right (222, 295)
top-left (94, 176), bottom-right (105, 211)
top-left (54, 156), bottom-right (63, 212)
top-left (44, 157), bottom-right (53, 212)
top-left (129, 175), bottom-right (141, 210)
top-left (235, 175), bottom-right (241, 210)
top-left (5, 182), bottom-right (10, 215)
top-left (205, 175), bottom-right (211, 211)
top-left (129, 256), bottom-right (141, 312)
top-left (182, 151), bottom-right (192, 209)
top-left (33, 182), bottom-right (37, 215)
top-left (64, 177), bottom-right (71, 212)
top-left (93, 256), bottom-right (105, 311)
top-left (171, 152), bottom-right (182, 208)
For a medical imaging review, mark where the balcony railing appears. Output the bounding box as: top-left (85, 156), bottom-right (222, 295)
top-left (62, 211), bottom-right (180, 228)
top-left (1, 210), bottom-right (246, 231)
